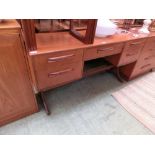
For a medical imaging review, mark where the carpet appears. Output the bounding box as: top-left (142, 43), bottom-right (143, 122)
top-left (112, 72), bottom-right (155, 134)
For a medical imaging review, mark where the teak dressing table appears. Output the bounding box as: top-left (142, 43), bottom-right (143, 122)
top-left (0, 19), bottom-right (155, 125)
top-left (20, 19), bottom-right (155, 115)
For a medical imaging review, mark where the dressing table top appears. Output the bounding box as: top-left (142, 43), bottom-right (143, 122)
top-left (30, 28), bottom-right (155, 55)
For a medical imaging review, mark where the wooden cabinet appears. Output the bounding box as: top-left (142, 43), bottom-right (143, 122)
top-left (0, 20), bottom-right (38, 126)
top-left (31, 49), bottom-right (83, 90)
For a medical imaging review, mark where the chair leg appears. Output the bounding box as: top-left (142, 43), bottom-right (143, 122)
top-left (40, 92), bottom-right (51, 115)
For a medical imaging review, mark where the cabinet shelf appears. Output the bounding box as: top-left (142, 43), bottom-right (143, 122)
top-left (83, 58), bottom-right (113, 77)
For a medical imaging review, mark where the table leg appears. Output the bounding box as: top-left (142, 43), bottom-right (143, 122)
top-left (40, 92), bottom-right (51, 115)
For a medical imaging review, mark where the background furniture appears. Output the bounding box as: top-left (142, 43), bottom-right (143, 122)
top-left (0, 20), bottom-right (38, 126)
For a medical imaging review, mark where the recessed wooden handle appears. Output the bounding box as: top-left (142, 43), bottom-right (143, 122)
top-left (48, 54), bottom-right (75, 62)
top-left (48, 68), bottom-right (73, 77)
top-left (126, 53), bottom-right (136, 56)
top-left (141, 64), bottom-right (151, 69)
top-left (97, 47), bottom-right (114, 52)
top-left (130, 41), bottom-right (143, 45)
top-left (144, 55), bottom-right (155, 60)
top-left (144, 57), bottom-right (150, 60)
top-left (149, 48), bottom-right (153, 51)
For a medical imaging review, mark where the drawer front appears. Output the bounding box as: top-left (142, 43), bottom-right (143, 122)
top-left (34, 62), bottom-right (83, 90)
top-left (132, 63), bottom-right (152, 77)
top-left (143, 37), bottom-right (155, 51)
top-left (140, 42), bottom-right (155, 64)
top-left (118, 39), bottom-right (146, 66)
top-left (140, 51), bottom-right (155, 66)
top-left (84, 43), bottom-right (124, 60)
top-left (33, 49), bottom-right (83, 70)
top-left (136, 47), bottom-right (155, 67)
top-left (131, 58), bottom-right (153, 78)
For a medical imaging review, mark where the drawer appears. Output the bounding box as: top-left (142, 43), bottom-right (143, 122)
top-left (33, 49), bottom-right (83, 70)
top-left (32, 49), bottom-right (83, 90)
top-left (140, 48), bottom-right (155, 62)
top-left (136, 48), bottom-right (155, 66)
top-left (140, 52), bottom-right (155, 65)
top-left (143, 37), bottom-right (155, 51)
top-left (34, 61), bottom-right (83, 90)
top-left (84, 43), bottom-right (124, 61)
top-left (131, 62), bottom-right (152, 78)
top-left (118, 38), bottom-right (146, 66)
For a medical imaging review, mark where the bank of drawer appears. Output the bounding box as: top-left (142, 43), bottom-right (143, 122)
top-left (84, 43), bottom-right (124, 60)
top-left (33, 49), bottom-right (83, 70)
top-left (35, 62), bottom-right (83, 90)
top-left (118, 38), bottom-right (146, 65)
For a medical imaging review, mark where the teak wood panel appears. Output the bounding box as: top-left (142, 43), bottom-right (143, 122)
top-left (0, 33), bottom-right (38, 126)
top-left (83, 43), bottom-right (124, 61)
top-left (32, 49), bottom-right (83, 90)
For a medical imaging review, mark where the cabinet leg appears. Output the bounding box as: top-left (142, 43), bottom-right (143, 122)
top-left (40, 92), bottom-right (51, 115)
top-left (116, 67), bottom-right (126, 82)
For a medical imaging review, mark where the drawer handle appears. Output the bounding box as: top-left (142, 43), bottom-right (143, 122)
top-left (48, 68), bottom-right (73, 77)
top-left (97, 47), bottom-right (114, 52)
top-left (48, 54), bottom-right (75, 62)
top-left (130, 41), bottom-right (143, 45)
top-left (126, 53), bottom-right (136, 56)
top-left (149, 48), bottom-right (154, 51)
top-left (144, 57), bottom-right (150, 60)
top-left (144, 55), bottom-right (155, 60)
top-left (141, 64), bottom-right (151, 69)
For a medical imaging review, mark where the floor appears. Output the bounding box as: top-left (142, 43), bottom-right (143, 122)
top-left (0, 72), bottom-right (152, 135)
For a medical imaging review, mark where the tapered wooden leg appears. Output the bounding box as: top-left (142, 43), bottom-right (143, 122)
top-left (40, 92), bottom-right (51, 115)
top-left (116, 67), bottom-right (126, 82)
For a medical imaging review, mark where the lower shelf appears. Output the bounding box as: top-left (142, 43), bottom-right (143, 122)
top-left (83, 58), bottom-right (114, 77)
